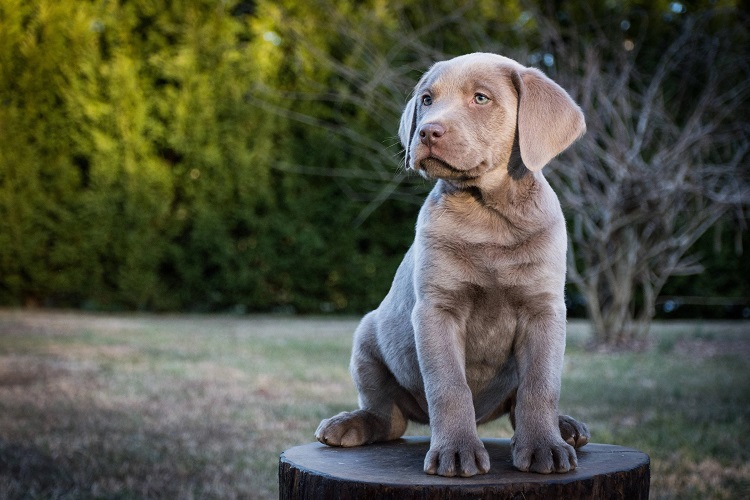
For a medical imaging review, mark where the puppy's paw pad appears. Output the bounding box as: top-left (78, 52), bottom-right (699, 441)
top-left (559, 414), bottom-right (590, 449)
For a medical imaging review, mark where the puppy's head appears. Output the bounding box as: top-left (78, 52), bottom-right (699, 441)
top-left (399, 53), bottom-right (585, 186)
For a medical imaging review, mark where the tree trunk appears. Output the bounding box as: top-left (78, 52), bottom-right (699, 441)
top-left (280, 438), bottom-right (651, 500)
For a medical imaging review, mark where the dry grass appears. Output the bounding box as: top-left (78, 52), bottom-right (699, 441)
top-left (0, 310), bottom-right (748, 498)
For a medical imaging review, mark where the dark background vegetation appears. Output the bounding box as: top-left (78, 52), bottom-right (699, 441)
top-left (1, 0), bottom-right (748, 319)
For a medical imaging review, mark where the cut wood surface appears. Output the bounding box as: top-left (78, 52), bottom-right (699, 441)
top-left (279, 437), bottom-right (650, 499)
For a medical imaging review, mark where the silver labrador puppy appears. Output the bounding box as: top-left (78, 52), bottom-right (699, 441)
top-left (316, 52), bottom-right (590, 477)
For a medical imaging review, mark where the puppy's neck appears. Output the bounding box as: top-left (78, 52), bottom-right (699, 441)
top-left (441, 171), bottom-right (539, 214)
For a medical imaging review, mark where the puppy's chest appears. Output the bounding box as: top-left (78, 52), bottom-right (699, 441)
top-left (431, 220), bottom-right (545, 288)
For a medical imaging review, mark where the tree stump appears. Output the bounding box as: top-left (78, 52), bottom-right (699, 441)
top-left (279, 437), bottom-right (649, 499)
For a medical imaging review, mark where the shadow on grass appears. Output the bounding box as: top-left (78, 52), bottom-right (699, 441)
top-left (0, 392), bottom-right (264, 498)
top-left (0, 439), bottom-right (76, 498)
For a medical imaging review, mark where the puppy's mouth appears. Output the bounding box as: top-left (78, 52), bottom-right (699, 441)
top-left (418, 156), bottom-right (485, 182)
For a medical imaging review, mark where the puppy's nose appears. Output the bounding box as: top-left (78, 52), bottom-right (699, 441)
top-left (419, 123), bottom-right (445, 146)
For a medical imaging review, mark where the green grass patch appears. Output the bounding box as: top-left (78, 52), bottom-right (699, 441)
top-left (0, 311), bottom-right (748, 498)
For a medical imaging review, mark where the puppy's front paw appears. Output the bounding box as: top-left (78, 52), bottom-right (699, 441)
top-left (423, 436), bottom-right (490, 477)
top-left (511, 435), bottom-right (577, 474)
top-left (315, 410), bottom-right (374, 447)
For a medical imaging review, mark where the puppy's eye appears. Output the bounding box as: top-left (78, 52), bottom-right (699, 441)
top-left (474, 93), bottom-right (490, 105)
top-left (421, 95), bottom-right (433, 106)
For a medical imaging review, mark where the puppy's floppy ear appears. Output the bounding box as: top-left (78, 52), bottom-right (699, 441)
top-left (399, 94), bottom-right (418, 169)
top-left (511, 67), bottom-right (585, 171)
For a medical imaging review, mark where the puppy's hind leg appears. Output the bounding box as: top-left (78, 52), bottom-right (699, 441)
top-left (508, 396), bottom-right (590, 453)
top-left (315, 379), bottom-right (408, 447)
top-left (316, 313), bottom-right (409, 447)
top-left (559, 414), bottom-right (590, 449)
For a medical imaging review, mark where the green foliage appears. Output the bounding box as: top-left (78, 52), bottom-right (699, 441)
top-left (0, 0), bottom-right (416, 313)
top-left (0, 0), bottom-right (98, 304)
top-left (0, 0), bottom-right (275, 310)
top-left (0, 0), bottom-right (747, 314)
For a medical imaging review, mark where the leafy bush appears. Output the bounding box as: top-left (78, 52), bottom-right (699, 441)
top-left (0, 0), bottom-right (747, 315)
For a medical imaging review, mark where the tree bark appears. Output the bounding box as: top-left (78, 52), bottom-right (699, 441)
top-left (280, 438), bottom-right (650, 500)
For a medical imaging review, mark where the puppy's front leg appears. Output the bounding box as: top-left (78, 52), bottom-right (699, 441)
top-left (512, 308), bottom-right (577, 473)
top-left (412, 302), bottom-right (490, 477)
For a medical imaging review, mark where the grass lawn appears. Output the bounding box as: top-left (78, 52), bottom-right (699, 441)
top-left (1, 310), bottom-right (748, 498)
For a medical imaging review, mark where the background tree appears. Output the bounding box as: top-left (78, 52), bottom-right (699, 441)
top-left (540, 8), bottom-right (750, 346)
top-left (252, 0), bottom-right (750, 345)
top-left (0, 0), bottom-right (101, 306)
top-left (0, 0), bottom-right (278, 310)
